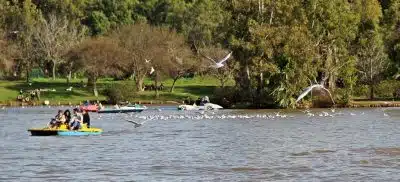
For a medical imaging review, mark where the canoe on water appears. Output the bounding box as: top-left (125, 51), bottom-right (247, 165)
top-left (28, 124), bottom-right (102, 136)
top-left (97, 104), bottom-right (147, 113)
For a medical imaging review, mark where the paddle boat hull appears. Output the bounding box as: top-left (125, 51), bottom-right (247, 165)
top-left (80, 105), bottom-right (99, 112)
top-left (28, 125), bottom-right (102, 136)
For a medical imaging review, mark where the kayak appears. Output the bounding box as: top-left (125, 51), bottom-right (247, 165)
top-left (98, 104), bottom-right (147, 113)
top-left (28, 124), bottom-right (102, 136)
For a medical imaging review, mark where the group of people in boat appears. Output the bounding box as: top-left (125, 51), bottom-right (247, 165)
top-left (48, 108), bottom-right (90, 130)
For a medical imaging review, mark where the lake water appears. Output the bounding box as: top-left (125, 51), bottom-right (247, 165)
top-left (0, 106), bottom-right (399, 181)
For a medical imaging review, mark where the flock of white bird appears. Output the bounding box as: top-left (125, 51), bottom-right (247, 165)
top-left (109, 108), bottom-right (389, 125)
top-left (0, 106), bottom-right (391, 129)
top-left (144, 50), bottom-right (335, 104)
top-left (145, 51), bottom-right (233, 75)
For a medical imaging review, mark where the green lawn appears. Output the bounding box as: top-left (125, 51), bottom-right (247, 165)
top-left (0, 76), bottom-right (234, 105)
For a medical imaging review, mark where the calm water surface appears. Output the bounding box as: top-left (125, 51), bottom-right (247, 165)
top-left (0, 106), bottom-right (399, 181)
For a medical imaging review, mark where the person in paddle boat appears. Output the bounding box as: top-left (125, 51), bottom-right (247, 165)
top-left (82, 109), bottom-right (90, 128)
top-left (69, 108), bottom-right (83, 130)
top-left (63, 109), bottom-right (72, 128)
top-left (48, 110), bottom-right (66, 129)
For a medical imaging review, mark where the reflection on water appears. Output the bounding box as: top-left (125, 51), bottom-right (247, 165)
top-left (0, 107), bottom-right (399, 181)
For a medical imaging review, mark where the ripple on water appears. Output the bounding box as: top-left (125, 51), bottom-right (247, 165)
top-left (374, 147), bottom-right (400, 156)
top-left (312, 149), bottom-right (336, 153)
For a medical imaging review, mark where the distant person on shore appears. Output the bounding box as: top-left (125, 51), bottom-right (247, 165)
top-left (82, 109), bottom-right (90, 128)
top-left (35, 89), bottom-right (40, 100)
top-left (30, 91), bottom-right (36, 100)
top-left (69, 108), bottom-right (83, 130)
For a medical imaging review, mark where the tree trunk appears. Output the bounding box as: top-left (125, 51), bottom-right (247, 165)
top-left (369, 83), bottom-right (374, 100)
top-left (135, 76), bottom-right (144, 92)
top-left (269, 2), bottom-right (274, 24)
top-left (220, 79), bottom-right (225, 88)
top-left (52, 60), bottom-right (56, 80)
top-left (92, 76), bottom-right (98, 97)
top-left (170, 77), bottom-right (179, 92)
top-left (87, 77), bottom-right (94, 87)
top-left (155, 72), bottom-right (159, 98)
top-left (67, 71), bottom-right (72, 85)
top-left (26, 67), bottom-right (30, 83)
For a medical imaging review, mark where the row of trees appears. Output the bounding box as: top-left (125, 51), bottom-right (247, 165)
top-left (1, 0), bottom-right (400, 108)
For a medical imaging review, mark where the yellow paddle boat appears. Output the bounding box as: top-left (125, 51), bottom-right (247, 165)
top-left (28, 123), bottom-right (102, 136)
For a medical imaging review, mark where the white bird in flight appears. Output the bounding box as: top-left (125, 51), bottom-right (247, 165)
top-left (201, 52), bottom-right (232, 68)
top-left (149, 67), bottom-right (155, 75)
top-left (124, 119), bottom-right (148, 128)
top-left (145, 59), bottom-right (151, 63)
top-left (296, 84), bottom-right (335, 105)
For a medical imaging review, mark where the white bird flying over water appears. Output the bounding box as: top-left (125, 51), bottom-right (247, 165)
top-left (124, 119), bottom-right (148, 128)
top-left (296, 84), bottom-right (335, 105)
top-left (201, 52), bottom-right (232, 69)
top-left (149, 66), bottom-right (155, 75)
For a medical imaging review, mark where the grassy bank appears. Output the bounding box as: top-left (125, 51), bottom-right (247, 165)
top-left (1, 77), bottom-right (399, 108)
top-left (0, 76), bottom-right (233, 106)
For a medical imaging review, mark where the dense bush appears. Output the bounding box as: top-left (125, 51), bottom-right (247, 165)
top-left (103, 82), bottom-right (137, 104)
top-left (375, 80), bottom-right (400, 98)
top-left (352, 85), bottom-right (369, 98)
top-left (211, 87), bottom-right (240, 108)
top-left (352, 80), bottom-right (400, 99)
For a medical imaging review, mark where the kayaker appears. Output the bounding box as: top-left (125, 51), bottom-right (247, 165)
top-left (69, 108), bottom-right (83, 130)
top-left (82, 109), bottom-right (90, 128)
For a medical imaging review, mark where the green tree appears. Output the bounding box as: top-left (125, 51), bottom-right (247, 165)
top-left (355, 0), bottom-right (389, 100)
top-left (2, 0), bottom-right (42, 81)
top-left (34, 14), bottom-right (86, 80)
top-left (65, 37), bottom-right (124, 96)
top-left (382, 0), bottom-right (400, 73)
top-left (84, 0), bottom-right (137, 35)
top-left (304, 0), bottom-right (360, 91)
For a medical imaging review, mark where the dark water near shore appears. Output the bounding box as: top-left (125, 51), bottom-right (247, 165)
top-left (0, 106), bottom-right (399, 181)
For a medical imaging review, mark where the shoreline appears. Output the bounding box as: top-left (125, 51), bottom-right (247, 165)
top-left (2, 100), bottom-right (400, 109)
top-left (0, 100), bottom-right (181, 107)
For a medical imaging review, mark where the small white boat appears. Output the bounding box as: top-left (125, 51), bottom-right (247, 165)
top-left (98, 104), bottom-right (147, 113)
top-left (178, 103), bottom-right (223, 111)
